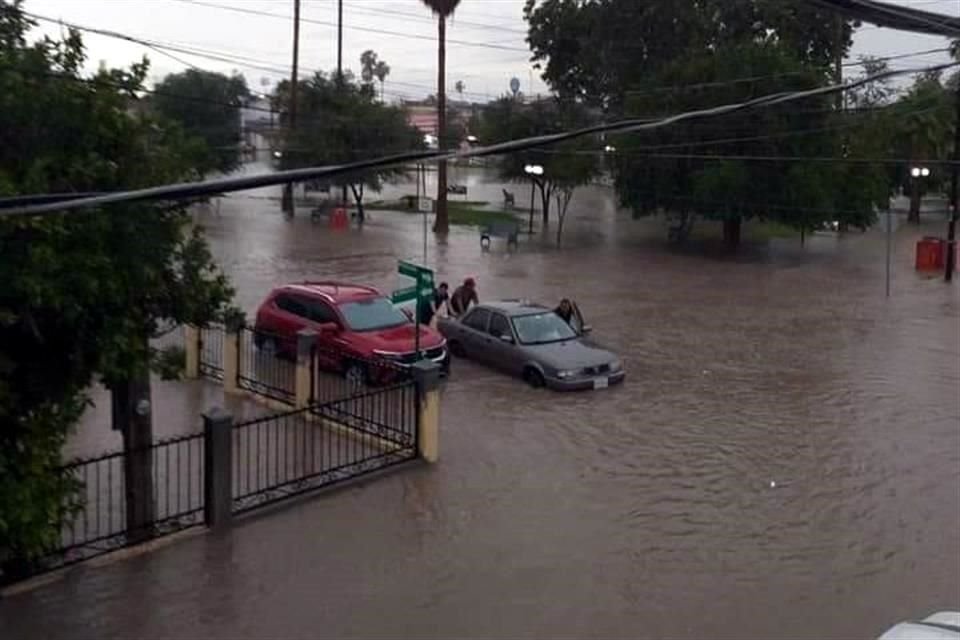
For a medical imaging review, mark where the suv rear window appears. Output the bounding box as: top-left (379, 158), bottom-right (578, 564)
top-left (339, 297), bottom-right (408, 332)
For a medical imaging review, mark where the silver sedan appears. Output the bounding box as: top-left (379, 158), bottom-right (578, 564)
top-left (438, 300), bottom-right (625, 391)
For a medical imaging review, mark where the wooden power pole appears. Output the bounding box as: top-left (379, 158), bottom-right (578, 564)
top-left (946, 81), bottom-right (959, 282)
top-left (338, 0), bottom-right (347, 208)
top-left (281, 0), bottom-right (301, 215)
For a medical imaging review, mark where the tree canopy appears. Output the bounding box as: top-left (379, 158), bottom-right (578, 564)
top-left (275, 71), bottom-right (423, 221)
top-left (152, 69), bottom-right (250, 176)
top-left (0, 1), bottom-right (234, 567)
top-left (478, 96), bottom-right (600, 242)
top-left (524, 0), bottom-right (854, 112)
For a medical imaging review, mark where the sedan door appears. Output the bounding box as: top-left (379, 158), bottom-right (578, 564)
top-left (485, 312), bottom-right (523, 375)
top-left (458, 308), bottom-right (492, 362)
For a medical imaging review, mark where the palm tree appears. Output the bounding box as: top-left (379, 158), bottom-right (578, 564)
top-left (420, 0), bottom-right (461, 234)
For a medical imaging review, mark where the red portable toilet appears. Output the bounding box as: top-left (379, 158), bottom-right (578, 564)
top-left (329, 207), bottom-right (348, 229)
top-left (916, 236), bottom-right (945, 271)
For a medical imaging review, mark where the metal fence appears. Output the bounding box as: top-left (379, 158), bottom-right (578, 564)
top-left (237, 326), bottom-right (296, 404)
top-left (47, 433), bottom-right (205, 572)
top-left (232, 379), bottom-right (419, 515)
top-left (199, 324), bottom-right (224, 381)
top-left (310, 344), bottom-right (416, 404)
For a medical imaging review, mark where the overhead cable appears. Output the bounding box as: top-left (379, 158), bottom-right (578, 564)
top-left (2, 61), bottom-right (957, 218)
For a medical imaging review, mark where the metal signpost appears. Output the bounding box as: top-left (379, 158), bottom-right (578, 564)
top-left (391, 260), bottom-right (435, 359)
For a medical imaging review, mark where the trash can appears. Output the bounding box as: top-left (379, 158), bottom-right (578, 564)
top-left (916, 236), bottom-right (945, 271)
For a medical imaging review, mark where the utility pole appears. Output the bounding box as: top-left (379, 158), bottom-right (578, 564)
top-left (281, 0), bottom-right (301, 216)
top-left (435, 14), bottom-right (449, 234)
top-left (337, 0), bottom-right (343, 80)
top-left (338, 0), bottom-right (348, 208)
top-left (946, 81), bottom-right (959, 282)
top-left (834, 16), bottom-right (844, 112)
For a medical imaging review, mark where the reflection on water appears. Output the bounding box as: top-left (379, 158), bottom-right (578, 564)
top-left (6, 168), bottom-right (958, 640)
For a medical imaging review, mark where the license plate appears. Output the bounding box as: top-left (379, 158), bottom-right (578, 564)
top-left (593, 377), bottom-right (609, 390)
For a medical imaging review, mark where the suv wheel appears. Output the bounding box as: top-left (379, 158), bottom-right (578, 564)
top-left (523, 368), bottom-right (545, 389)
top-left (255, 333), bottom-right (277, 353)
top-left (344, 362), bottom-right (368, 390)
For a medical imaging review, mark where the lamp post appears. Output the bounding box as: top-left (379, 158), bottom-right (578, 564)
top-left (909, 166), bottom-right (930, 224)
top-left (524, 164), bottom-right (544, 234)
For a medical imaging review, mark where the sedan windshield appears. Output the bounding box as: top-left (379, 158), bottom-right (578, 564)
top-left (512, 311), bottom-right (578, 345)
top-left (339, 298), bottom-right (409, 332)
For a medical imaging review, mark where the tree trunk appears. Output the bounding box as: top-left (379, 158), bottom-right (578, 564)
top-left (112, 354), bottom-right (154, 543)
top-left (350, 183), bottom-right (365, 224)
top-left (539, 184), bottom-right (551, 226)
top-left (433, 16), bottom-right (449, 234)
top-left (723, 217), bottom-right (742, 249)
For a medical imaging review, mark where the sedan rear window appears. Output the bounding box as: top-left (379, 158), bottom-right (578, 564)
top-left (512, 312), bottom-right (578, 345)
top-left (339, 297), bottom-right (409, 332)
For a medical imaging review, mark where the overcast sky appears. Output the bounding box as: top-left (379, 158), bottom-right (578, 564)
top-left (23, 0), bottom-right (960, 102)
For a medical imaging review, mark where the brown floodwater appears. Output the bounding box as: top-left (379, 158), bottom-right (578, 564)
top-left (2, 166), bottom-right (958, 639)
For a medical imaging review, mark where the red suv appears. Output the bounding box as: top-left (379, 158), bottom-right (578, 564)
top-left (253, 282), bottom-right (449, 383)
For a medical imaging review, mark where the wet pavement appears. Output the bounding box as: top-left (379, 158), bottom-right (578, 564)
top-left (3, 164), bottom-right (958, 639)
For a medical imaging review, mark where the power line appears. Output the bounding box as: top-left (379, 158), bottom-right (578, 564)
top-left (600, 152), bottom-right (959, 165)
top-left (25, 11), bottom-right (496, 102)
top-left (624, 47), bottom-right (954, 97)
top-left (4, 60), bottom-right (956, 218)
top-left (338, 0), bottom-right (528, 35)
top-left (165, 0), bottom-right (529, 52)
top-left (802, 0), bottom-right (960, 36)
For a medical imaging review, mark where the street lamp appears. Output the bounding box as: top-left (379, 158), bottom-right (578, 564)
top-left (524, 164), bottom-right (544, 234)
top-left (909, 166), bottom-right (931, 223)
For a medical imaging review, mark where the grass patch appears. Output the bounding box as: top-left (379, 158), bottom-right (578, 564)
top-left (364, 198), bottom-right (518, 227)
top-left (447, 202), bottom-right (518, 227)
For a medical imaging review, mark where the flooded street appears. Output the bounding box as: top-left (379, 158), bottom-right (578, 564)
top-left (2, 165), bottom-right (958, 639)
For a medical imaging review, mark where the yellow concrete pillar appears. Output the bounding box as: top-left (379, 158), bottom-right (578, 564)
top-left (418, 388), bottom-right (440, 463)
top-left (223, 327), bottom-right (239, 395)
top-left (411, 360), bottom-right (442, 463)
top-left (183, 325), bottom-right (200, 379)
top-left (295, 329), bottom-right (317, 409)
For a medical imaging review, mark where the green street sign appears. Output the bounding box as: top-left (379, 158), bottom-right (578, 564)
top-left (398, 260), bottom-right (429, 280)
top-left (393, 261), bottom-right (434, 305)
top-left (391, 286), bottom-right (418, 304)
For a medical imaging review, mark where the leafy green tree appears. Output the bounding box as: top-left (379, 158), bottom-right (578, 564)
top-left (0, 2), bottom-right (234, 570)
top-left (152, 69), bottom-right (250, 176)
top-left (889, 71), bottom-right (956, 222)
top-left (615, 43), bottom-right (858, 247)
top-left (276, 72), bottom-right (423, 222)
top-left (524, 0), bottom-right (852, 112)
top-left (479, 96), bottom-right (600, 241)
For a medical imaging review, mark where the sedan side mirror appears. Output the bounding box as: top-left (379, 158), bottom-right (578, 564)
top-left (580, 324), bottom-right (593, 335)
top-left (500, 334), bottom-right (515, 344)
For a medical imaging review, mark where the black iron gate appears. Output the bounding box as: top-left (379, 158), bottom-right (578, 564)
top-left (231, 379), bottom-right (418, 514)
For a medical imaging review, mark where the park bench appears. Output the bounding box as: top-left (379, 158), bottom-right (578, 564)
top-left (502, 189), bottom-right (516, 207)
top-left (480, 220), bottom-right (520, 250)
